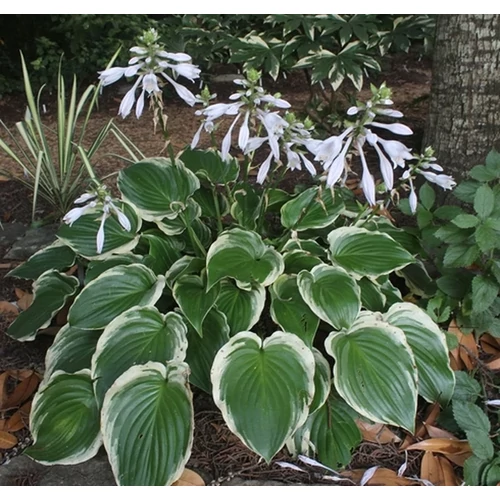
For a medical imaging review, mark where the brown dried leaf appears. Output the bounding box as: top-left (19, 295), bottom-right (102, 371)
top-left (481, 334), bottom-right (500, 355)
top-left (357, 420), bottom-right (401, 444)
top-left (7, 369), bottom-right (35, 381)
top-left (3, 373), bottom-right (41, 410)
top-left (172, 468), bottom-right (205, 486)
top-left (424, 424), bottom-right (457, 440)
top-left (17, 292), bottom-right (33, 311)
top-left (0, 430), bottom-right (18, 449)
top-left (65, 264), bottom-right (78, 276)
top-left (0, 419), bottom-right (6, 431)
top-left (343, 468), bottom-right (419, 486)
top-left (448, 320), bottom-right (478, 370)
top-left (486, 357), bottom-right (500, 371)
top-left (407, 438), bottom-right (472, 456)
top-left (6, 409), bottom-right (26, 432)
top-left (0, 301), bottom-right (19, 317)
top-left (0, 372), bottom-right (9, 408)
top-left (421, 451), bottom-right (443, 485)
top-left (439, 456), bottom-right (461, 486)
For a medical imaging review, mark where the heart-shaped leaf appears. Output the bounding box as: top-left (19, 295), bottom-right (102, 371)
top-left (102, 362), bottom-right (193, 486)
top-left (297, 264), bottom-right (361, 331)
top-left (141, 231), bottom-right (184, 275)
top-left (270, 275), bottom-right (319, 348)
top-left (7, 270), bottom-right (79, 341)
top-left (26, 370), bottom-right (101, 465)
top-left (45, 325), bottom-right (102, 380)
top-left (118, 157), bottom-right (200, 221)
top-left (58, 202), bottom-right (141, 260)
top-left (7, 241), bottom-right (76, 280)
top-left (180, 148), bottom-right (239, 184)
top-left (328, 226), bottom-right (415, 278)
top-left (155, 199), bottom-right (201, 236)
top-left (281, 186), bottom-right (345, 231)
top-left (206, 228), bottom-right (284, 289)
top-left (85, 253), bottom-right (144, 284)
top-left (92, 306), bottom-right (187, 407)
top-left (211, 331), bottom-right (315, 462)
top-left (325, 316), bottom-right (418, 432)
top-left (384, 303), bottom-right (455, 405)
top-left (216, 280), bottom-right (265, 336)
top-left (173, 275), bottom-right (220, 336)
top-left (69, 264), bottom-right (165, 330)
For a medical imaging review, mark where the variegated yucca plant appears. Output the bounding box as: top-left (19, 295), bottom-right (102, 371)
top-left (6, 30), bottom-right (456, 486)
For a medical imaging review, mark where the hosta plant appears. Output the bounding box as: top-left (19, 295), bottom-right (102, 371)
top-left (6, 30), bottom-right (455, 486)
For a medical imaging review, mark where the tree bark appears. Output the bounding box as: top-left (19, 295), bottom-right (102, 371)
top-left (425, 15), bottom-right (500, 180)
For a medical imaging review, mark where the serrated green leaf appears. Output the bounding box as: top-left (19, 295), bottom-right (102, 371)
top-left (101, 362), bottom-right (193, 486)
top-left (443, 244), bottom-right (480, 268)
top-left (452, 214), bottom-right (479, 228)
top-left (471, 275), bottom-right (499, 314)
top-left (454, 180), bottom-right (481, 204)
top-left (464, 455), bottom-right (486, 486)
top-left (469, 164), bottom-right (498, 182)
top-left (467, 430), bottom-right (495, 460)
top-left (452, 372), bottom-right (481, 402)
top-left (485, 148), bottom-right (500, 171)
top-left (475, 223), bottom-right (498, 253)
top-left (474, 184), bottom-right (495, 219)
top-left (433, 205), bottom-right (464, 221)
top-left (419, 183), bottom-right (435, 210)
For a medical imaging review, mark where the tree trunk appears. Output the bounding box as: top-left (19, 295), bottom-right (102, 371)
top-left (425, 15), bottom-right (500, 180)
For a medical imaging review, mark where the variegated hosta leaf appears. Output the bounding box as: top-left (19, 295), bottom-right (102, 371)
top-left (101, 362), bottom-right (193, 486)
top-left (281, 238), bottom-right (328, 259)
top-left (283, 250), bottom-right (323, 274)
top-left (185, 307), bottom-right (230, 393)
top-left (165, 255), bottom-right (206, 289)
top-left (297, 264), bottom-right (361, 331)
top-left (85, 253), bottom-right (144, 284)
top-left (216, 280), bottom-right (265, 336)
top-left (206, 228), bottom-right (284, 289)
top-left (281, 186), bottom-right (345, 231)
top-left (173, 275), bottom-right (219, 336)
top-left (92, 306), bottom-right (187, 407)
top-left (384, 303), bottom-right (455, 405)
top-left (141, 231), bottom-right (184, 275)
top-left (45, 325), bottom-right (102, 380)
top-left (155, 199), bottom-right (201, 236)
top-left (211, 331), bottom-right (315, 462)
top-left (7, 241), bottom-right (76, 280)
top-left (270, 275), bottom-right (319, 348)
top-left (309, 349), bottom-right (331, 415)
top-left (117, 157), bottom-right (200, 221)
top-left (358, 277), bottom-right (386, 312)
top-left (7, 270), bottom-right (79, 341)
top-left (57, 202), bottom-right (141, 260)
top-left (325, 317), bottom-right (418, 432)
top-left (26, 370), bottom-right (101, 465)
top-left (328, 226), bottom-right (415, 278)
top-left (179, 148), bottom-right (240, 185)
top-left (68, 264), bottom-right (165, 330)
top-left (179, 218), bottom-right (212, 253)
top-left (306, 394), bottom-right (362, 469)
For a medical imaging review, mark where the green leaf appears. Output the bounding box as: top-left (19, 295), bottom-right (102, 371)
top-left (419, 183), bottom-right (435, 210)
top-left (475, 222), bottom-right (499, 253)
top-left (468, 431), bottom-right (495, 461)
top-left (57, 202), bottom-right (141, 260)
top-left (215, 280), bottom-right (265, 336)
top-left (230, 182), bottom-right (261, 230)
top-left (454, 180), bottom-right (480, 204)
top-left (452, 214), bottom-right (479, 228)
top-left (309, 349), bottom-right (331, 415)
top-left (185, 307), bottom-right (230, 393)
top-left (357, 278), bottom-right (386, 312)
top-left (206, 228), bottom-right (284, 289)
top-left (297, 264), bottom-right (361, 331)
top-left (142, 231), bottom-right (184, 275)
top-left (474, 184), bottom-right (495, 219)
top-left (306, 395), bottom-right (362, 469)
top-left (452, 401), bottom-right (490, 434)
top-left (434, 224), bottom-right (471, 244)
top-left (68, 264), bottom-right (165, 330)
top-left (270, 275), bottom-right (320, 348)
top-left (85, 253), bottom-right (144, 284)
top-left (443, 244), bottom-right (480, 268)
top-left (436, 272), bottom-right (473, 299)
top-left (179, 148), bottom-right (239, 184)
top-left (117, 157), bottom-right (200, 221)
top-left (417, 208), bottom-right (433, 228)
top-left (485, 148), bottom-right (500, 171)
top-left (281, 238), bottom-right (327, 259)
top-left (464, 455), bottom-right (486, 486)
top-left (328, 227), bottom-right (414, 278)
top-left (433, 205), bottom-right (463, 221)
top-left (101, 362), bottom-right (193, 486)
top-left (452, 372), bottom-right (481, 402)
top-left (7, 270), bottom-right (79, 341)
top-left (173, 275), bottom-right (219, 336)
top-left (212, 331), bottom-right (315, 462)
top-left (91, 306), bottom-right (187, 407)
top-left (26, 370), bottom-right (101, 465)
top-left (155, 198), bottom-right (201, 236)
top-left (165, 255), bottom-right (206, 288)
top-left (281, 186), bottom-right (344, 231)
top-left (7, 241), bottom-right (76, 280)
top-left (384, 303), bottom-right (455, 405)
top-left (45, 325), bottom-right (101, 380)
top-left (283, 250), bottom-right (323, 274)
top-left (326, 316), bottom-right (418, 432)
top-left (472, 275), bottom-right (499, 314)
top-left (469, 164), bottom-right (498, 182)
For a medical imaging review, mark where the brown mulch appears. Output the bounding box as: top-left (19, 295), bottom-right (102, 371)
top-left (0, 53), bottom-right (435, 483)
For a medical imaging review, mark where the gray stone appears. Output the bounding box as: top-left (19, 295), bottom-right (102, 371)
top-left (210, 74), bottom-right (242, 83)
top-left (0, 452), bottom-right (116, 486)
top-left (4, 224), bottom-right (59, 260)
top-left (0, 223), bottom-right (27, 249)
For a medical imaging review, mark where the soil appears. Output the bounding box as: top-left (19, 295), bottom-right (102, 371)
top-left (0, 52), bottom-right (434, 483)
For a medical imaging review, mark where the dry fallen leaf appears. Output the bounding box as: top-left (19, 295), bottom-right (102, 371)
top-left (0, 372), bottom-right (9, 408)
top-left (343, 467), bottom-right (419, 486)
top-left (17, 292), bottom-right (33, 311)
top-left (172, 468), bottom-right (205, 486)
top-left (0, 430), bottom-right (18, 449)
top-left (424, 424), bottom-right (457, 440)
top-left (357, 420), bottom-right (401, 444)
top-left (407, 438), bottom-right (472, 467)
top-left (2, 372), bottom-right (41, 410)
top-left (401, 403), bottom-right (441, 449)
top-left (0, 419), bottom-right (6, 431)
top-left (0, 301), bottom-right (19, 317)
top-left (421, 452), bottom-right (460, 486)
top-left (448, 320), bottom-right (478, 370)
top-left (485, 357), bottom-right (500, 371)
top-left (7, 369), bottom-right (36, 381)
top-left (481, 334), bottom-right (500, 355)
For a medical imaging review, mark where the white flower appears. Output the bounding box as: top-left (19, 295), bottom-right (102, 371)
top-left (377, 138), bottom-right (413, 168)
top-left (409, 179), bottom-right (418, 214)
top-left (161, 73), bottom-right (197, 106)
top-left (326, 137), bottom-right (352, 187)
top-left (369, 122), bottom-right (413, 136)
top-left (357, 142), bottom-right (376, 206)
top-left (257, 152), bottom-right (274, 184)
top-left (63, 202), bottom-right (97, 226)
top-left (119, 77), bottom-right (143, 119)
top-left (372, 142), bottom-right (394, 190)
top-left (98, 67), bottom-right (127, 86)
top-left (419, 171), bottom-right (456, 190)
